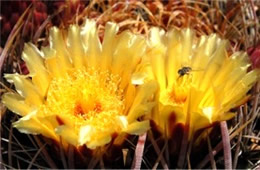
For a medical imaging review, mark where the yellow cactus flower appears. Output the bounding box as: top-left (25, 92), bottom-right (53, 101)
top-left (141, 28), bottom-right (259, 138)
top-left (1, 19), bottom-right (157, 149)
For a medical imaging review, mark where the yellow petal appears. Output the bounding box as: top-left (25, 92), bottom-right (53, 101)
top-left (111, 31), bottom-right (135, 76)
top-left (219, 112), bottom-right (236, 122)
top-left (190, 111), bottom-right (211, 135)
top-left (42, 47), bottom-right (62, 78)
top-left (101, 22), bottom-right (119, 71)
top-left (4, 74), bottom-right (43, 105)
top-left (166, 29), bottom-right (182, 87)
top-left (127, 103), bottom-right (155, 123)
top-left (223, 70), bottom-right (259, 108)
top-left (128, 81), bottom-right (157, 122)
top-left (131, 72), bottom-right (148, 85)
top-left (180, 28), bottom-right (194, 63)
top-left (87, 133), bottom-right (112, 149)
top-left (23, 43), bottom-right (45, 67)
top-left (124, 84), bottom-right (136, 114)
top-left (241, 69), bottom-right (260, 86)
top-left (117, 116), bottom-right (128, 130)
top-left (22, 43), bottom-right (50, 96)
top-left (191, 35), bottom-right (219, 87)
top-left (67, 25), bottom-right (85, 69)
top-left (199, 40), bottom-right (228, 90)
top-left (13, 111), bottom-right (58, 140)
top-left (148, 27), bottom-right (167, 90)
top-left (230, 52), bottom-right (250, 67)
top-left (55, 125), bottom-right (79, 146)
top-left (161, 104), bottom-right (185, 125)
top-left (192, 34), bottom-right (218, 69)
top-left (213, 55), bottom-right (239, 87)
top-left (148, 27), bottom-right (165, 47)
top-left (81, 19), bottom-right (101, 68)
top-left (49, 27), bottom-right (72, 69)
top-left (78, 125), bottom-right (93, 145)
top-left (2, 93), bottom-right (32, 116)
top-left (223, 67), bottom-right (247, 92)
top-left (120, 36), bottom-right (146, 90)
top-left (124, 120), bottom-right (150, 135)
top-left (133, 81), bottom-right (157, 106)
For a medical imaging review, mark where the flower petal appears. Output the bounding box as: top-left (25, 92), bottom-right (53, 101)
top-left (124, 120), bottom-right (150, 135)
top-left (81, 19), bottom-right (101, 68)
top-left (166, 29), bottom-right (182, 87)
top-left (67, 25), bottom-right (85, 69)
top-left (22, 43), bottom-right (50, 96)
top-left (49, 27), bottom-right (72, 69)
top-left (132, 72), bottom-right (148, 85)
top-left (4, 74), bottom-right (43, 105)
top-left (127, 103), bottom-right (155, 123)
top-left (101, 22), bottom-right (119, 71)
top-left (78, 125), bottom-right (93, 145)
top-left (13, 111), bottom-right (58, 140)
top-left (55, 125), bottom-right (78, 146)
top-left (199, 40), bottom-right (228, 90)
top-left (87, 133), bottom-right (112, 149)
top-left (148, 27), bottom-right (167, 90)
top-left (121, 38), bottom-right (146, 89)
top-left (42, 47), bottom-right (62, 78)
top-left (111, 31), bottom-right (135, 76)
top-left (2, 92), bottom-right (32, 116)
top-left (128, 81), bottom-right (157, 122)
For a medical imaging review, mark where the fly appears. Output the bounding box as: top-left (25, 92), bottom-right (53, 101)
top-left (177, 66), bottom-right (192, 77)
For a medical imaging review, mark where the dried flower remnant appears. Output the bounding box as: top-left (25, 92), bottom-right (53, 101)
top-left (48, 0), bottom-right (86, 26)
top-left (0, 0), bottom-right (47, 42)
top-left (1, 19), bottom-right (157, 149)
top-left (248, 43), bottom-right (260, 69)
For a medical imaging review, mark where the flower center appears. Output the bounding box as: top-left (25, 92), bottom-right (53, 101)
top-left (41, 69), bottom-right (125, 132)
top-left (161, 76), bottom-right (191, 105)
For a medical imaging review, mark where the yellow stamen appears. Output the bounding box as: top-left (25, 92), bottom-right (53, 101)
top-left (41, 68), bottom-right (125, 133)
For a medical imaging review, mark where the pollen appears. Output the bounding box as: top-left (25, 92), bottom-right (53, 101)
top-left (41, 68), bottom-right (125, 132)
top-left (161, 76), bottom-right (191, 105)
top-left (168, 87), bottom-right (188, 104)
